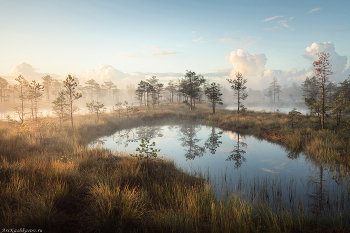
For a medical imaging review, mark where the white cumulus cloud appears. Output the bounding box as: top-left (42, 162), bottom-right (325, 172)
top-left (301, 42), bottom-right (349, 82)
top-left (227, 41), bottom-right (349, 89)
top-left (4, 62), bottom-right (60, 83)
top-left (76, 64), bottom-right (131, 86)
top-left (228, 49), bottom-right (267, 82)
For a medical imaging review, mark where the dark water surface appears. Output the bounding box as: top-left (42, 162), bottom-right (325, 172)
top-left (90, 124), bottom-right (350, 218)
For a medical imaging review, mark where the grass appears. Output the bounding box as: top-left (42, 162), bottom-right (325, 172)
top-left (0, 103), bottom-right (350, 232)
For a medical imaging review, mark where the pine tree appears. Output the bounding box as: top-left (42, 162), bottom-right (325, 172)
top-left (28, 80), bottom-right (44, 121)
top-left (204, 82), bottom-right (223, 114)
top-left (63, 75), bottom-right (82, 130)
top-left (0, 77), bottom-right (9, 104)
top-left (42, 75), bottom-right (53, 101)
top-left (180, 70), bottom-right (206, 111)
top-left (14, 75), bottom-right (29, 124)
top-left (313, 52), bottom-right (333, 130)
top-left (52, 91), bottom-right (69, 125)
top-left (227, 71), bottom-right (248, 114)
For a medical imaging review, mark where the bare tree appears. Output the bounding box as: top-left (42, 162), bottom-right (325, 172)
top-left (227, 71), bottom-right (248, 114)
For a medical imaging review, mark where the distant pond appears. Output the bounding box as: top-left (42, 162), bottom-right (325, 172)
top-left (89, 124), bottom-right (350, 219)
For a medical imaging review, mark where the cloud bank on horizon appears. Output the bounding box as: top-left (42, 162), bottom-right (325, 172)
top-left (2, 42), bottom-right (349, 90)
top-left (227, 41), bottom-right (350, 89)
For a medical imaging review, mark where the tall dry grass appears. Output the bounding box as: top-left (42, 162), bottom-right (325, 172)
top-left (0, 103), bottom-right (349, 232)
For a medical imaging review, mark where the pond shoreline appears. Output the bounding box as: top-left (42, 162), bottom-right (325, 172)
top-left (1, 103), bottom-right (349, 232)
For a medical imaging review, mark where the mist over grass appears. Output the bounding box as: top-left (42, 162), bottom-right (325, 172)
top-left (0, 103), bottom-right (349, 232)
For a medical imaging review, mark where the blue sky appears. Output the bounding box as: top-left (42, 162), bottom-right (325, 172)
top-left (1, 0), bottom-right (349, 88)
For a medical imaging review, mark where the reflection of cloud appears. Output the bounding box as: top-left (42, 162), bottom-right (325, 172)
top-left (153, 140), bottom-right (163, 145)
top-left (223, 131), bottom-right (238, 141)
top-left (154, 137), bottom-right (173, 144)
top-left (261, 168), bottom-right (279, 174)
top-left (261, 159), bottom-right (278, 164)
top-left (274, 162), bottom-right (286, 170)
top-left (219, 147), bottom-right (232, 152)
top-left (247, 147), bottom-right (259, 154)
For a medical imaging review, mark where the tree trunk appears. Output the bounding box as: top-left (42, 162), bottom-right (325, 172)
top-left (237, 89), bottom-right (240, 115)
top-left (70, 93), bottom-right (74, 130)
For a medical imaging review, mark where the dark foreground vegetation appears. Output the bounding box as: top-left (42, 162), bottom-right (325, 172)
top-left (1, 103), bottom-right (350, 232)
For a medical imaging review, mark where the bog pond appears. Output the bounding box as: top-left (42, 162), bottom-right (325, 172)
top-left (89, 124), bottom-right (350, 217)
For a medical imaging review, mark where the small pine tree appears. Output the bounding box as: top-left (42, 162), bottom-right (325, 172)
top-left (227, 71), bottom-right (248, 114)
top-left (52, 91), bottom-right (70, 125)
top-left (63, 75), bottom-right (82, 130)
top-left (204, 82), bottom-right (223, 114)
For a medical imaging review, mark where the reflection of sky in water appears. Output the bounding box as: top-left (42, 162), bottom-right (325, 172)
top-left (90, 124), bottom-right (350, 217)
top-left (91, 124), bottom-right (332, 181)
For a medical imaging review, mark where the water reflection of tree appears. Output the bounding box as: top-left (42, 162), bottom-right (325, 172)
top-left (178, 125), bottom-right (205, 160)
top-left (113, 126), bottom-right (163, 147)
top-left (307, 163), bottom-right (327, 216)
top-left (204, 126), bottom-right (223, 154)
top-left (90, 139), bottom-right (106, 147)
top-left (287, 151), bottom-right (301, 160)
top-left (226, 133), bottom-right (247, 169)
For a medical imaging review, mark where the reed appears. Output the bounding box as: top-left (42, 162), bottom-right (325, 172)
top-left (0, 103), bottom-right (349, 232)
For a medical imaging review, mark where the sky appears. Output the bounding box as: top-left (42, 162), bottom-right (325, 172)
top-left (1, 0), bottom-right (350, 89)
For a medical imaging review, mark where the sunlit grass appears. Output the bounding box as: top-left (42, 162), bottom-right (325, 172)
top-left (0, 103), bottom-right (349, 231)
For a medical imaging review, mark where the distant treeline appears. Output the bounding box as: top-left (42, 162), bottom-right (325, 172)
top-left (1, 54), bottom-right (349, 129)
